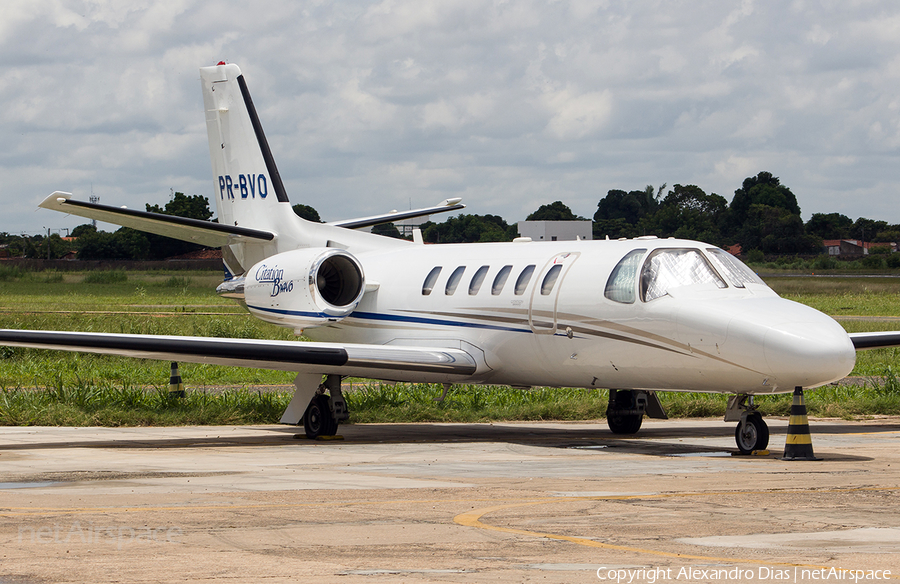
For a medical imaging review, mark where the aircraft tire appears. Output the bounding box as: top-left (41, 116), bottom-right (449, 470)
top-left (303, 394), bottom-right (338, 438)
top-left (734, 413), bottom-right (769, 454)
top-left (607, 413), bottom-right (643, 434)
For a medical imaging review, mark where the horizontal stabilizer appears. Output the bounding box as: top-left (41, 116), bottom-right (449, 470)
top-left (40, 192), bottom-right (274, 247)
top-left (0, 330), bottom-right (478, 379)
top-left (849, 331), bottom-right (900, 350)
top-left (329, 198), bottom-right (465, 230)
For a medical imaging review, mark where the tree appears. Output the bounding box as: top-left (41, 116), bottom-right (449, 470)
top-left (729, 171), bottom-right (800, 230)
top-left (76, 192), bottom-right (212, 260)
top-left (728, 172), bottom-right (815, 254)
top-left (738, 204), bottom-right (820, 254)
top-left (805, 213), bottom-right (853, 240)
top-left (594, 189), bottom-right (655, 225)
top-left (645, 184), bottom-right (727, 244)
top-left (592, 186), bottom-right (663, 239)
top-left (371, 222), bottom-right (405, 239)
top-left (76, 229), bottom-right (135, 260)
top-left (146, 192), bottom-right (212, 221)
top-left (526, 201), bottom-right (582, 221)
top-left (422, 214), bottom-right (515, 243)
top-left (852, 217), bottom-right (889, 242)
top-left (292, 204), bottom-right (322, 222)
top-left (31, 233), bottom-right (75, 260)
top-left (70, 224), bottom-right (97, 238)
top-left (143, 192), bottom-right (213, 259)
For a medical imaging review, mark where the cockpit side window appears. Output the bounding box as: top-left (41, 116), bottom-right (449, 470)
top-left (706, 248), bottom-right (765, 288)
top-left (640, 249), bottom-right (726, 302)
top-left (604, 249), bottom-right (646, 304)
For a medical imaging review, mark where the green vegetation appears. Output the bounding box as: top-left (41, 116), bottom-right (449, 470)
top-left (0, 385), bottom-right (289, 426)
top-left (0, 267), bottom-right (898, 426)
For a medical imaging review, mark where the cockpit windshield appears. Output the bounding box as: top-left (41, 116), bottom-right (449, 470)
top-left (640, 249), bottom-right (726, 302)
top-left (705, 248), bottom-right (765, 288)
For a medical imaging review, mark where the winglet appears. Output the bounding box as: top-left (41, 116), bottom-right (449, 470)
top-left (39, 191), bottom-right (73, 210)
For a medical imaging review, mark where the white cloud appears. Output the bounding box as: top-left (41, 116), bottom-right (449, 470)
top-left (2, 0), bottom-right (899, 234)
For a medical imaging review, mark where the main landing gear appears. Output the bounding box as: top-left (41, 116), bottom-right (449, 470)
top-left (303, 374), bottom-right (349, 439)
top-left (726, 394), bottom-right (769, 454)
top-left (605, 389), bottom-right (668, 435)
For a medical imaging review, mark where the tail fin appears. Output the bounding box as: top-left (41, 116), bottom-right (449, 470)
top-left (200, 63), bottom-right (406, 276)
top-left (201, 63), bottom-right (291, 236)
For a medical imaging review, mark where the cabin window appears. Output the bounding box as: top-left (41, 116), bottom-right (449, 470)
top-left (492, 265), bottom-right (512, 295)
top-left (469, 265), bottom-right (490, 295)
top-left (604, 249), bottom-right (646, 303)
top-left (422, 266), bottom-right (442, 295)
top-left (706, 248), bottom-right (765, 288)
top-left (514, 265), bottom-right (536, 295)
top-left (445, 266), bottom-right (466, 295)
top-left (540, 264), bottom-right (563, 295)
top-left (640, 249), bottom-right (726, 302)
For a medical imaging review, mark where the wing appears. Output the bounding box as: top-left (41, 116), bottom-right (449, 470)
top-left (328, 198), bottom-right (465, 229)
top-left (39, 192), bottom-right (274, 247)
top-left (0, 330), bottom-right (477, 382)
top-left (849, 331), bottom-right (900, 350)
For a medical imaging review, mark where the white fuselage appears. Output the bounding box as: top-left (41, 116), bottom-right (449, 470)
top-left (253, 237), bottom-right (856, 395)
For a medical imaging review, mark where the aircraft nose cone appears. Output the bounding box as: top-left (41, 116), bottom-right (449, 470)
top-left (764, 319), bottom-right (855, 389)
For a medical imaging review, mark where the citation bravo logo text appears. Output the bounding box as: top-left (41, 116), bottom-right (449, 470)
top-left (596, 566), bottom-right (892, 583)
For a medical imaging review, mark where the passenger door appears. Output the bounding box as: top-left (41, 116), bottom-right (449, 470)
top-left (528, 252), bottom-right (579, 334)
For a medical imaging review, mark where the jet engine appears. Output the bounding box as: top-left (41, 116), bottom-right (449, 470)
top-left (243, 248), bottom-right (366, 331)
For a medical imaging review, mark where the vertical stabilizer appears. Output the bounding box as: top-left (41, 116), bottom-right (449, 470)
top-left (201, 63), bottom-right (290, 228)
top-left (200, 63), bottom-right (406, 276)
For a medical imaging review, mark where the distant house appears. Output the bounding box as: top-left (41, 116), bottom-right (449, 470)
top-left (516, 220), bottom-right (592, 242)
top-left (822, 239), bottom-right (896, 256)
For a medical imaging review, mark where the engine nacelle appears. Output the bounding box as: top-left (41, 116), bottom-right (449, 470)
top-left (244, 248), bottom-right (365, 331)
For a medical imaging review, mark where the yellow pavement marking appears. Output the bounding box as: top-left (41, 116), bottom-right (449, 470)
top-left (453, 487), bottom-right (900, 577)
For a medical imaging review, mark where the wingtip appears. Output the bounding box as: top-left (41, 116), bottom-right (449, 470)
top-left (39, 191), bottom-right (72, 209)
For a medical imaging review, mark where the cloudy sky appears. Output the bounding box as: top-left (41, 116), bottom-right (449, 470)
top-left (2, 0), bottom-right (899, 235)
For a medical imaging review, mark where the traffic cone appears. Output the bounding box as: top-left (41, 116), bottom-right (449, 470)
top-left (781, 387), bottom-right (820, 461)
top-left (168, 362), bottom-right (185, 398)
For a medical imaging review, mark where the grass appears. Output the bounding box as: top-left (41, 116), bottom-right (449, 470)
top-left (0, 267), bottom-right (898, 426)
top-left (0, 384), bottom-right (290, 426)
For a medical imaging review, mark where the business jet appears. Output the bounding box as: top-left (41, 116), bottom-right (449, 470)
top-left (3, 63), bottom-right (898, 454)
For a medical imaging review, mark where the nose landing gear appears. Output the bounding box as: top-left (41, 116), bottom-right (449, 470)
top-left (726, 394), bottom-right (769, 454)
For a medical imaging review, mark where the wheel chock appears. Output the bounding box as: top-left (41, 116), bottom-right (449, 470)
top-left (316, 435), bottom-right (344, 441)
top-left (781, 387), bottom-right (820, 461)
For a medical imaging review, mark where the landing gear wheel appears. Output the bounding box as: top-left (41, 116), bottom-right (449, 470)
top-left (303, 394), bottom-right (338, 439)
top-left (607, 413), bottom-right (643, 434)
top-left (735, 413), bottom-right (769, 454)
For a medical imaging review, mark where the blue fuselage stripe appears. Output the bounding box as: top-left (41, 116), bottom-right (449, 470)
top-left (350, 311), bottom-right (529, 333)
top-left (246, 305), bottom-right (530, 333)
